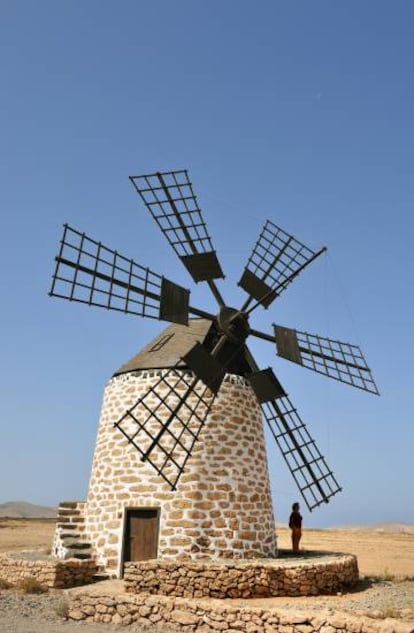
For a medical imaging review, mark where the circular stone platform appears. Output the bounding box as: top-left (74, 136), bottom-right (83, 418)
top-left (123, 550), bottom-right (359, 598)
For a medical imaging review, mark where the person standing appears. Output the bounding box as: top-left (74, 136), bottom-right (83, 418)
top-left (289, 502), bottom-right (302, 551)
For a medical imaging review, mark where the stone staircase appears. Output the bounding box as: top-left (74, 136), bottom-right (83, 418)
top-left (52, 501), bottom-right (94, 561)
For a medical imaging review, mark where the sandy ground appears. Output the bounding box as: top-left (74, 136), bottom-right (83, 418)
top-left (0, 518), bottom-right (55, 554)
top-left (1, 518), bottom-right (413, 579)
top-left (277, 526), bottom-right (414, 579)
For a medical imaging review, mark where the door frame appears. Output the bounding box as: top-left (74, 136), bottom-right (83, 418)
top-left (119, 506), bottom-right (161, 577)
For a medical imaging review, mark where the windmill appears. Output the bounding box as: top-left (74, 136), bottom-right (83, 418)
top-left (49, 169), bottom-right (378, 570)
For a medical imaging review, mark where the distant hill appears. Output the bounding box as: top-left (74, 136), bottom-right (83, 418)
top-left (0, 501), bottom-right (57, 519)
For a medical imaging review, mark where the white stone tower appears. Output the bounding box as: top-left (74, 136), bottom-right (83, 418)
top-left (82, 319), bottom-right (276, 576)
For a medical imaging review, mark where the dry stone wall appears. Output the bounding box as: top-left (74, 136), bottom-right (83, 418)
top-left (85, 371), bottom-right (276, 574)
top-left (123, 554), bottom-right (359, 598)
top-left (0, 554), bottom-right (97, 589)
top-left (68, 590), bottom-right (414, 632)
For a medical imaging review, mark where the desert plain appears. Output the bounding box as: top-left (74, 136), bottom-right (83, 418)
top-left (1, 518), bottom-right (413, 579)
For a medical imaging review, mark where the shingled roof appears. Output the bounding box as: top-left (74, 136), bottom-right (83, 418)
top-left (113, 318), bottom-right (214, 376)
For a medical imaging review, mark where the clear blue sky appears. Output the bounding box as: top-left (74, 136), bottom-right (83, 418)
top-left (1, 1), bottom-right (413, 528)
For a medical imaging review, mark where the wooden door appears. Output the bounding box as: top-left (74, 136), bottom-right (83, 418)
top-left (124, 508), bottom-right (159, 562)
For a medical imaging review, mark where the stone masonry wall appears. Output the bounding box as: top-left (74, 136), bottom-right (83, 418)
top-left (0, 554), bottom-right (97, 589)
top-left (85, 371), bottom-right (276, 574)
top-left (123, 554), bottom-right (359, 598)
top-left (67, 590), bottom-right (414, 632)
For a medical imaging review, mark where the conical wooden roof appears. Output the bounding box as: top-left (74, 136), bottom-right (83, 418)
top-left (113, 318), bottom-right (213, 376)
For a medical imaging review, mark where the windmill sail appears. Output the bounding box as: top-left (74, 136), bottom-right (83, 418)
top-left (262, 395), bottom-right (342, 511)
top-left (114, 365), bottom-right (216, 490)
top-left (114, 332), bottom-right (248, 489)
top-left (50, 224), bottom-right (190, 325)
top-left (274, 325), bottom-right (379, 395)
top-left (130, 170), bottom-right (224, 286)
top-left (242, 346), bottom-right (341, 511)
top-left (239, 220), bottom-right (326, 310)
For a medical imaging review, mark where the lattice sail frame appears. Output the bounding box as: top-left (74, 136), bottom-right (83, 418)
top-left (274, 325), bottom-right (379, 395)
top-left (262, 396), bottom-right (341, 510)
top-left (114, 367), bottom-right (216, 490)
top-left (130, 170), bottom-right (224, 283)
top-left (49, 224), bottom-right (190, 324)
top-left (239, 220), bottom-right (325, 308)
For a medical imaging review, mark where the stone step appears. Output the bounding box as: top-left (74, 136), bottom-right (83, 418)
top-left (63, 548), bottom-right (93, 560)
top-left (59, 501), bottom-right (80, 509)
top-left (92, 572), bottom-right (110, 581)
top-left (56, 516), bottom-right (85, 525)
top-left (71, 551), bottom-right (93, 560)
top-left (60, 532), bottom-right (81, 540)
top-left (58, 508), bottom-right (81, 516)
top-left (56, 520), bottom-right (78, 530)
top-left (66, 541), bottom-right (92, 550)
top-left (56, 523), bottom-right (77, 530)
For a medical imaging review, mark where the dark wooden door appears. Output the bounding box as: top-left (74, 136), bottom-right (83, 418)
top-left (124, 509), bottom-right (159, 562)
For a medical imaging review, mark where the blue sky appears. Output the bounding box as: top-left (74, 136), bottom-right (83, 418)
top-left (1, 1), bottom-right (413, 528)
